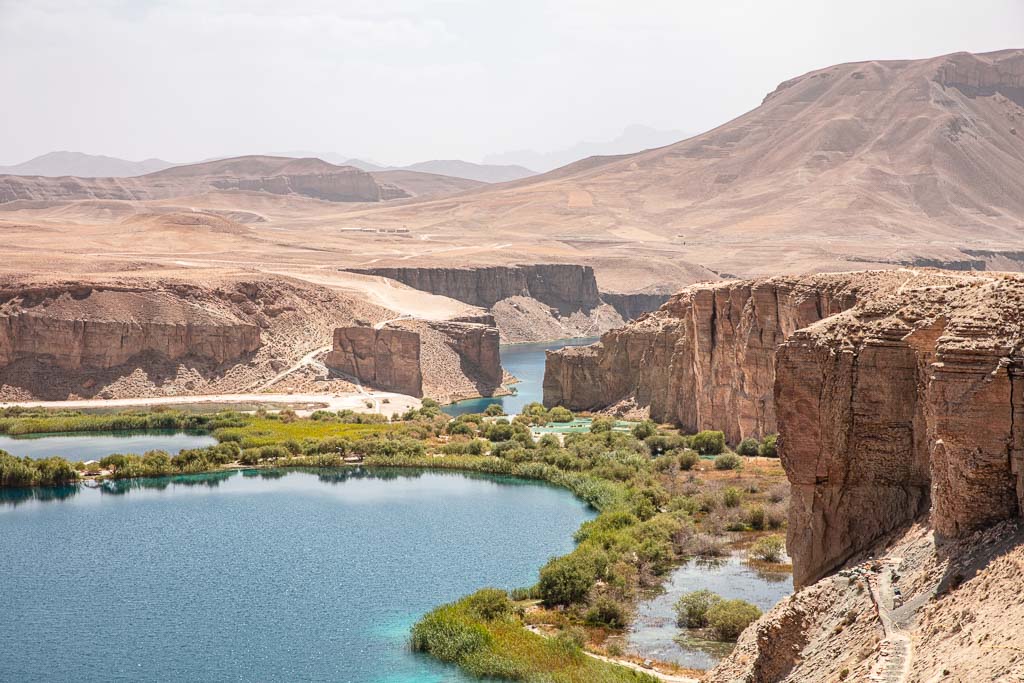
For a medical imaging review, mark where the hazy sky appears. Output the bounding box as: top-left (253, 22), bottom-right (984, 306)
top-left (2, 0), bottom-right (1022, 166)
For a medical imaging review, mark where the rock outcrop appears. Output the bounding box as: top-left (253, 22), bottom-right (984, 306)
top-left (600, 292), bottom-right (671, 321)
top-left (325, 318), bottom-right (503, 401)
top-left (0, 288), bottom-right (260, 371)
top-left (543, 273), bottom-right (882, 443)
top-left (348, 264), bottom-right (603, 312)
top-left (545, 269), bottom-right (1024, 590)
top-left (325, 327), bottom-right (423, 396)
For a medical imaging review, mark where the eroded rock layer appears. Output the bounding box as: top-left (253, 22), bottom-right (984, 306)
top-left (325, 319), bottom-right (503, 402)
top-left (546, 269), bottom-right (1024, 589)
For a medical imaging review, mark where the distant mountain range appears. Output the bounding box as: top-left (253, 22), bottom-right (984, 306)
top-left (3, 126), bottom-right (689, 184)
top-left (482, 125), bottom-right (689, 173)
top-left (0, 151), bottom-right (176, 178)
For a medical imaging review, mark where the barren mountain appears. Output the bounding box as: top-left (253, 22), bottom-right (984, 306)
top-left (0, 151), bottom-right (176, 178)
top-left (327, 49), bottom-right (1024, 290)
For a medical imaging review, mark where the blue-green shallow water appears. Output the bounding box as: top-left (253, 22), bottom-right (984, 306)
top-left (0, 467), bottom-right (595, 683)
top-left (443, 337), bottom-right (599, 416)
top-left (0, 430), bottom-right (216, 460)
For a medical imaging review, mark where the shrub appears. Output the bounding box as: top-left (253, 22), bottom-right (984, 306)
top-left (537, 433), bottom-right (560, 449)
top-left (707, 599), bottom-right (762, 641)
top-left (584, 594), bottom-right (631, 629)
top-left (759, 434), bottom-right (779, 457)
top-left (745, 504), bottom-right (766, 531)
top-left (483, 420), bottom-right (514, 442)
top-left (538, 551), bottom-right (603, 606)
top-left (631, 420), bottom-right (657, 440)
top-left (767, 483), bottom-right (789, 503)
top-left (548, 406), bottom-right (574, 423)
top-left (675, 589), bottom-right (722, 628)
top-left (464, 588), bottom-right (512, 620)
top-left (722, 486), bottom-right (743, 508)
top-left (714, 453), bottom-right (743, 470)
top-left (748, 534), bottom-right (786, 563)
top-left (589, 417), bottom-right (616, 433)
top-left (484, 404), bottom-right (505, 417)
top-left (678, 449), bottom-right (700, 471)
top-left (765, 502), bottom-right (787, 530)
top-left (691, 430), bottom-right (725, 455)
top-left (736, 438), bottom-right (760, 456)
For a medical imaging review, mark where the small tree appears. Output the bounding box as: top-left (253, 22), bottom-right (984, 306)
top-left (589, 416), bottom-right (616, 433)
top-left (484, 403), bottom-right (505, 417)
top-left (691, 430), bottom-right (726, 455)
top-left (759, 434), bottom-right (779, 457)
top-left (736, 438), bottom-right (760, 456)
top-left (548, 406), bottom-right (574, 423)
top-left (678, 449), bottom-right (700, 471)
top-left (631, 419), bottom-right (657, 440)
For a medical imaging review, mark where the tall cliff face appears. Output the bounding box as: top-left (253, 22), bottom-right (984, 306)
top-left (324, 319), bottom-right (503, 401)
top-left (348, 264), bottom-right (602, 312)
top-left (546, 269), bottom-right (1024, 588)
top-left (0, 288), bottom-right (260, 371)
top-left (325, 327), bottom-right (423, 396)
top-left (544, 273), bottom-right (877, 443)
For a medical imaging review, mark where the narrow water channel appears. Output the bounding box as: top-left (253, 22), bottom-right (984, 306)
top-left (443, 337), bottom-right (599, 416)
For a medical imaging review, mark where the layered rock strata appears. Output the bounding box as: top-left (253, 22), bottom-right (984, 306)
top-left (325, 327), bottom-right (423, 396)
top-left (348, 264), bottom-right (603, 313)
top-left (325, 319), bottom-right (502, 401)
top-left (546, 269), bottom-right (1024, 589)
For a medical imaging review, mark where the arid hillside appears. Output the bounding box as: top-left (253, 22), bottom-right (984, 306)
top-left (323, 49), bottom-right (1024, 290)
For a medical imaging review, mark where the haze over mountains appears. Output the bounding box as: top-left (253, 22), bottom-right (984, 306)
top-left (331, 49), bottom-right (1024, 290)
top-left (0, 151), bottom-right (176, 178)
top-left (2, 49), bottom-right (1023, 298)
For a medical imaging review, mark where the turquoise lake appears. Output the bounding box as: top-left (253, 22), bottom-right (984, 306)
top-left (443, 337), bottom-right (598, 416)
top-left (0, 430), bottom-right (217, 460)
top-left (0, 468), bottom-right (595, 682)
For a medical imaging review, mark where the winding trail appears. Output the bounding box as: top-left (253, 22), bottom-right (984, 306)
top-left (867, 558), bottom-right (913, 683)
top-left (251, 345), bottom-right (331, 392)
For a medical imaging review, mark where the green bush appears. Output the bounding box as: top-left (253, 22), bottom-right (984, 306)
top-left (589, 417), bottom-right (616, 434)
top-left (748, 534), bottom-right (786, 563)
top-left (631, 420), bottom-right (657, 440)
top-left (538, 549), bottom-right (604, 606)
top-left (674, 589), bottom-right (722, 628)
top-left (484, 404), bottom-right (505, 417)
top-left (691, 430), bottom-right (725, 455)
top-left (584, 594), bottom-right (632, 628)
top-left (722, 486), bottom-right (743, 508)
top-left (464, 588), bottom-right (512, 620)
top-left (411, 605), bottom-right (491, 662)
top-left (548, 406), bottom-right (574, 423)
top-left (678, 449), bottom-right (700, 471)
top-left (745, 504), bottom-right (766, 531)
top-left (736, 438), bottom-right (760, 456)
top-left (759, 434), bottom-right (779, 457)
top-left (707, 599), bottom-right (762, 641)
top-left (714, 453), bottom-right (743, 470)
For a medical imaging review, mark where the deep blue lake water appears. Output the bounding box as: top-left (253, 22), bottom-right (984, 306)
top-left (0, 468), bottom-right (595, 682)
top-left (0, 430), bottom-right (216, 460)
top-left (443, 337), bottom-right (598, 416)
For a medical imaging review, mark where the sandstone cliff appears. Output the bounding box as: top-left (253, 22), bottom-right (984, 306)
top-left (324, 318), bottom-right (503, 402)
top-left (325, 327), bottom-right (423, 396)
top-left (0, 274), bottom-right (389, 400)
top-left (348, 264), bottom-right (603, 312)
top-left (545, 270), bottom-right (1024, 593)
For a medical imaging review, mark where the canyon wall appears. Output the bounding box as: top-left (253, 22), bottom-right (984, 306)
top-left (600, 292), bottom-right (671, 321)
top-left (325, 327), bottom-right (423, 396)
top-left (0, 288), bottom-right (260, 372)
top-left (544, 273), bottom-right (877, 443)
top-left (546, 269), bottom-right (1024, 588)
top-left (348, 264), bottom-right (603, 312)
